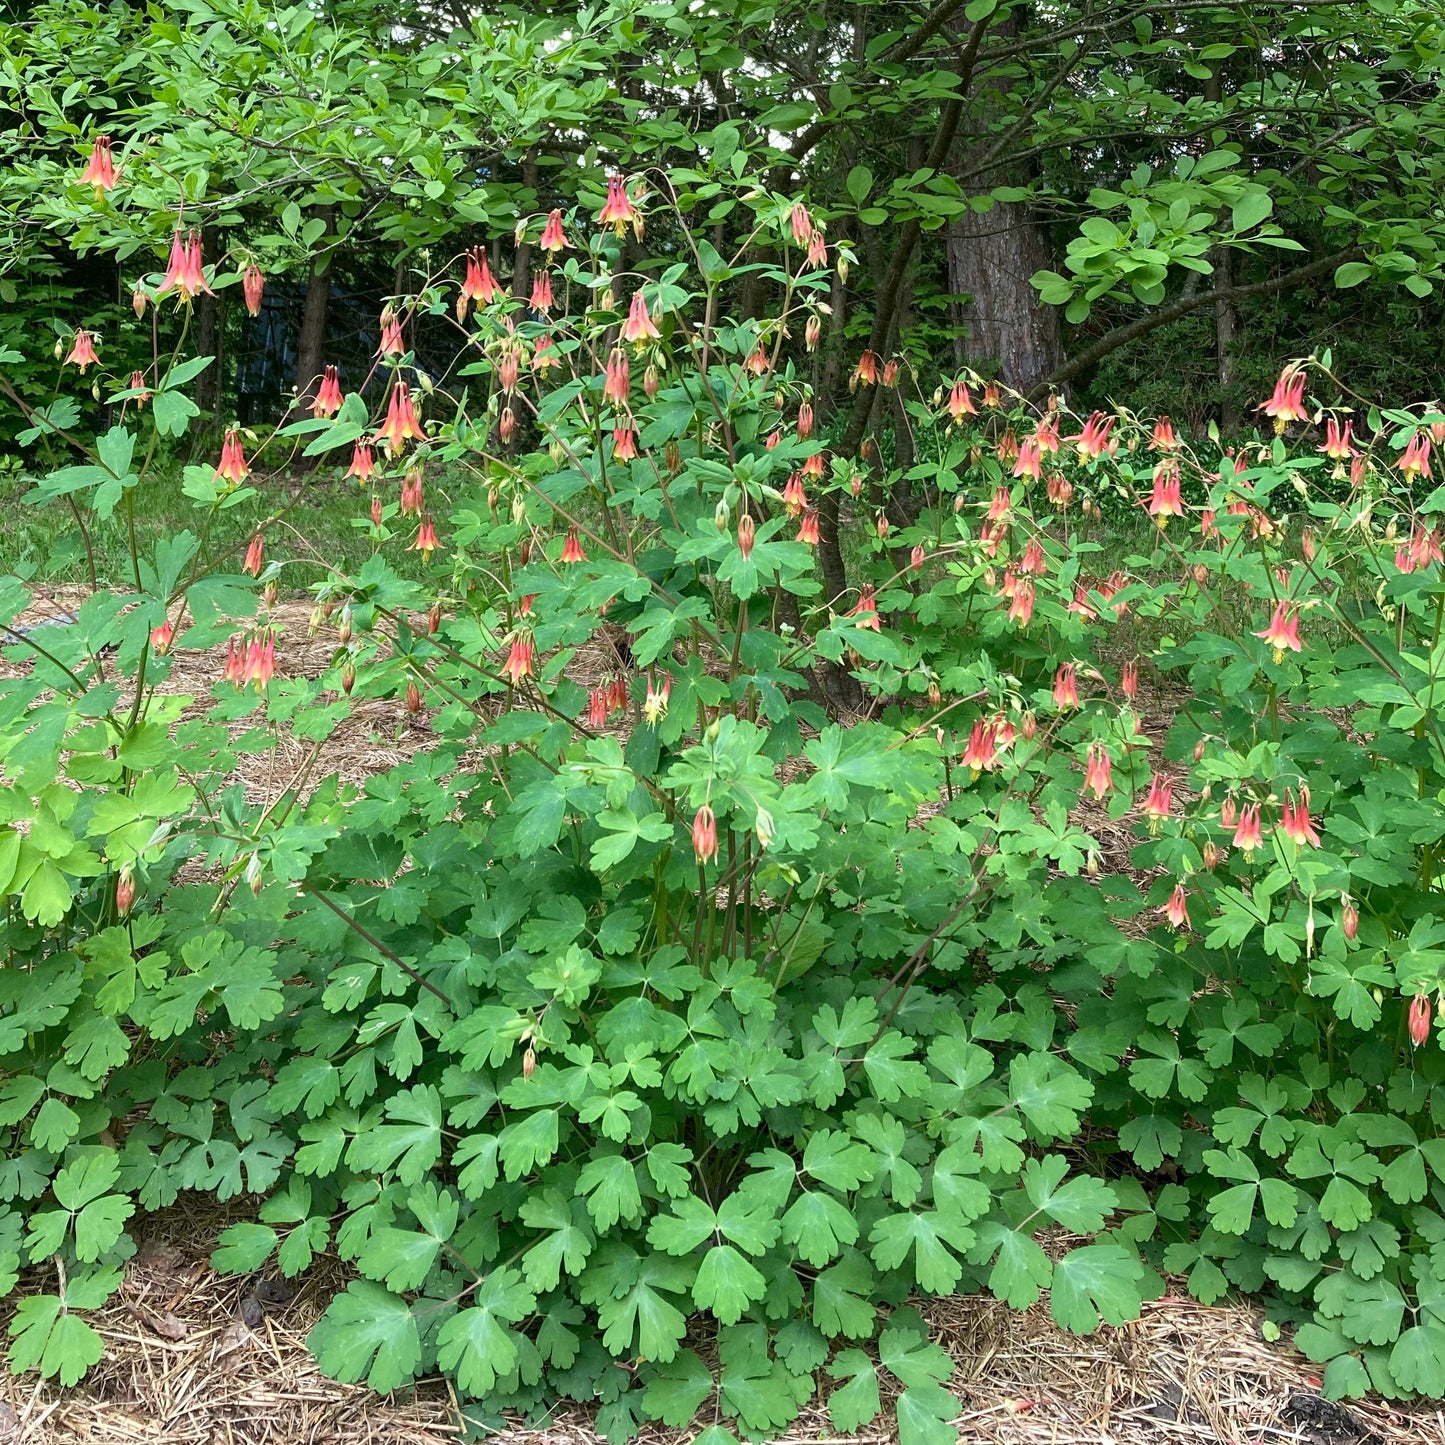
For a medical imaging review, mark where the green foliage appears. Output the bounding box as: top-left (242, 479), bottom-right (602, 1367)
top-left (8, 127), bottom-right (1445, 1437)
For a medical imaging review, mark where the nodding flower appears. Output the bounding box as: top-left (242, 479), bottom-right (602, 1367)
top-left (529, 270), bottom-right (554, 313)
top-left (1151, 416), bottom-right (1178, 451)
top-left (459, 248), bottom-right (502, 315)
top-left (946, 379), bottom-right (977, 423)
top-left (611, 427), bottom-right (638, 463)
top-left (1142, 774), bottom-right (1173, 823)
top-left (1148, 459), bottom-right (1185, 522)
top-left (502, 630), bottom-right (534, 685)
top-left (560, 529), bottom-right (587, 564)
top-left (850, 586), bottom-right (881, 632)
top-left (344, 443), bottom-right (376, 485)
top-left (1257, 366), bottom-right (1309, 429)
top-left (789, 202), bottom-right (813, 247)
top-left (64, 329), bottom-right (99, 372)
top-left (961, 718), bottom-right (999, 773)
top-left (1013, 437), bottom-right (1043, 481)
top-left (1398, 432), bottom-right (1433, 481)
top-left (538, 209), bottom-right (569, 254)
top-left (79, 135), bottom-right (116, 190)
top-left (157, 230), bottom-right (213, 305)
top-left (1254, 600), bottom-right (1304, 657)
top-left (376, 381), bottom-right (424, 453)
top-left (1053, 663), bottom-right (1079, 710)
top-left (1121, 660), bottom-right (1139, 699)
top-left (796, 507), bottom-right (820, 546)
top-left (1279, 787), bottom-right (1322, 848)
top-left (1409, 993), bottom-right (1431, 1048)
top-left (737, 514), bottom-right (756, 561)
top-left (621, 289), bottom-right (660, 344)
top-left (850, 350), bottom-right (879, 389)
top-left (1232, 803), bottom-right (1264, 855)
top-left (807, 230), bottom-right (827, 268)
top-left (1318, 417), bottom-right (1355, 461)
top-left (692, 805), bottom-right (719, 864)
top-left (377, 312), bottom-right (405, 357)
top-left (216, 431), bottom-right (251, 486)
top-left (1083, 742), bottom-right (1113, 798)
top-left (241, 265), bottom-right (265, 318)
top-left (782, 475), bottom-right (808, 518)
top-left (1072, 410), bottom-right (1117, 460)
top-left (603, 348), bottom-right (630, 407)
top-left (1006, 577), bottom-right (1035, 627)
top-left (150, 619), bottom-right (174, 655)
top-left (411, 515), bottom-right (441, 556)
top-left (643, 672), bottom-right (671, 725)
top-left (312, 365), bottom-right (343, 418)
top-left (1160, 883), bottom-right (1189, 930)
top-left (597, 175), bottom-right (643, 238)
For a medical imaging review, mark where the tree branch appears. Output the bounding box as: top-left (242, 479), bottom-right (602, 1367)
top-left (1035, 246), bottom-right (1363, 396)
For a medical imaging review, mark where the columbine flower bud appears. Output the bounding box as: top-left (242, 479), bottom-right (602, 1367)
top-left (927, 680), bottom-right (942, 707)
top-left (262, 580), bottom-right (278, 609)
top-left (875, 513), bottom-right (889, 539)
top-left (755, 809), bottom-right (775, 851)
top-left (522, 1045), bottom-right (537, 1078)
top-left (805, 315), bottom-right (821, 351)
top-left (338, 609), bottom-right (353, 645)
top-left (738, 514), bottom-right (755, 560)
top-left (341, 662), bottom-right (355, 695)
top-left (714, 499), bottom-right (729, 531)
top-left (428, 603), bottom-right (441, 635)
top-left (692, 804), bottom-right (719, 863)
top-left (246, 854), bottom-right (264, 896)
top-left (1342, 898), bottom-right (1359, 940)
top-left (643, 365), bottom-right (660, 399)
top-left (406, 679), bottom-right (422, 714)
top-left (115, 865), bottom-right (135, 916)
top-left (132, 286), bottom-right (147, 319)
top-left (1020, 710), bottom-right (1037, 741)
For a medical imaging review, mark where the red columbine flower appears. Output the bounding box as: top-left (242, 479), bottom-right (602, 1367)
top-left (985, 485), bottom-right (1012, 524)
top-left (1258, 366), bottom-right (1308, 429)
top-left (224, 636), bottom-right (246, 685)
top-left (796, 507), bottom-right (820, 546)
top-left (961, 719), bottom-right (999, 772)
top-left (882, 358), bottom-right (900, 388)
top-left (1013, 437), bottom-right (1043, 481)
top-left (241, 265), bottom-right (265, 317)
top-left (612, 427), bottom-right (637, 463)
top-left (1047, 473), bottom-right (1073, 508)
top-left (412, 515), bottom-right (440, 556)
top-left (1054, 663), bottom-right (1079, 710)
top-left (621, 289), bottom-right (660, 344)
top-left (80, 135), bottom-right (116, 190)
top-left (1410, 524), bottom-right (1444, 570)
top-left (115, 865), bottom-right (135, 917)
top-left (215, 430), bottom-right (250, 485)
top-left (1122, 660), bottom-right (1139, 699)
top-left (850, 350), bottom-right (879, 388)
top-left (1019, 539), bottom-right (1046, 576)
top-left (692, 804), bottom-right (719, 864)
top-left (782, 475), bottom-right (808, 518)
top-left (796, 402), bottom-right (815, 441)
top-left (587, 688), bottom-right (608, 729)
top-left (528, 270), bottom-right (553, 313)
top-left (1007, 578), bottom-right (1035, 627)
top-left (459, 248), bottom-right (501, 317)
top-left (602, 349), bottom-right (630, 406)
top-left (597, 175), bottom-right (642, 237)
top-left (1161, 883), bottom-right (1189, 930)
top-left (344, 442), bottom-right (376, 484)
top-left (643, 672), bottom-right (671, 724)
top-left (850, 586), bottom-right (881, 631)
top-left (517, 594), bottom-right (536, 618)
top-left (243, 533), bottom-right (264, 576)
top-left (946, 380), bottom-right (978, 423)
top-left (531, 333), bottom-right (558, 371)
top-left (745, 344), bottom-right (770, 376)
top-left (499, 406), bottom-right (517, 443)
top-left (1151, 416), bottom-right (1178, 451)
top-left (1142, 774), bottom-right (1173, 823)
top-left (157, 230), bottom-right (213, 304)
top-left (378, 312), bottom-right (405, 357)
top-left (497, 343), bottom-right (521, 394)
top-left (1083, 742), bottom-right (1113, 798)
top-left (801, 452), bottom-right (826, 481)
top-left (128, 370), bottom-right (149, 407)
top-left (370, 494), bottom-right (383, 529)
top-left (982, 381), bottom-right (1002, 408)
top-left (1280, 787), bottom-right (1322, 847)
top-left (150, 619), bottom-right (174, 654)
top-left (65, 329), bottom-right (99, 372)
top-left (313, 365), bottom-right (343, 417)
top-left (1072, 411), bottom-right (1117, 460)
top-left (1410, 994), bottom-right (1432, 1048)
top-left (804, 314), bottom-right (822, 350)
top-left (737, 514), bottom-right (755, 560)
top-left (248, 630), bottom-right (277, 692)
top-left (1319, 418), bottom-right (1354, 461)
top-left (807, 230), bottom-right (827, 267)
top-left (377, 381), bottom-right (424, 453)
top-left (400, 467), bottom-right (424, 517)
top-left (1399, 432), bottom-right (1433, 481)
top-left (560, 529), bottom-right (587, 564)
top-left (1148, 459), bottom-right (1185, 523)
top-left (995, 428), bottom-right (1019, 464)
top-left (539, 209), bottom-right (569, 254)
top-left (1232, 803), bottom-right (1263, 855)
top-left (502, 631), bottom-right (534, 685)
top-left (790, 202), bottom-right (813, 247)
top-left (1255, 600), bottom-right (1303, 657)
top-left (1035, 415), bottom-right (1061, 455)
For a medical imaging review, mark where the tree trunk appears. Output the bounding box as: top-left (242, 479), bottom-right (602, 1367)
top-left (289, 205), bottom-right (336, 420)
top-left (1203, 69), bottom-right (1241, 432)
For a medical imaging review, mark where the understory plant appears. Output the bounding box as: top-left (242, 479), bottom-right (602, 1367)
top-left (4, 162), bottom-right (1445, 1436)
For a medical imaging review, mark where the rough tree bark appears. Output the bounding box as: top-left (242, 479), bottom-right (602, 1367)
top-left (289, 205), bottom-right (336, 421)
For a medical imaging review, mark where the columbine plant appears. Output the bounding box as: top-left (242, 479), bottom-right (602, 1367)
top-left (4, 164), bottom-right (1445, 1426)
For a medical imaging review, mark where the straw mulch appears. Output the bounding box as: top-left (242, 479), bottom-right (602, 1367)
top-left (3, 1218), bottom-right (1442, 1445)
